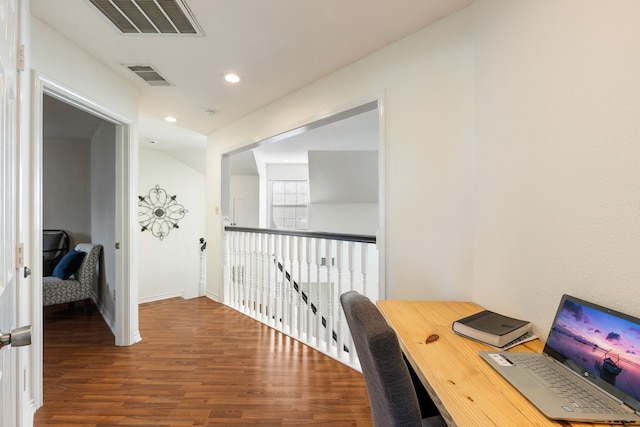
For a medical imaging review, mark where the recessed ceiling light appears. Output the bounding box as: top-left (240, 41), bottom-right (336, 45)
top-left (149, 140), bottom-right (157, 144)
top-left (224, 73), bottom-right (240, 83)
top-left (165, 116), bottom-right (178, 123)
top-left (203, 109), bottom-right (216, 115)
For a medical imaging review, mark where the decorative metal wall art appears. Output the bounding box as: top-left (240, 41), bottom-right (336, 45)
top-left (138, 185), bottom-right (188, 240)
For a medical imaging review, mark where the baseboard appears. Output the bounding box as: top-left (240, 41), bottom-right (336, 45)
top-left (138, 291), bottom-right (184, 304)
top-left (92, 295), bottom-right (116, 337)
top-left (205, 290), bottom-right (220, 302)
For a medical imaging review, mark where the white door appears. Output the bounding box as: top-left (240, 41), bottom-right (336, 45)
top-left (232, 197), bottom-right (247, 227)
top-left (0, 0), bottom-right (24, 426)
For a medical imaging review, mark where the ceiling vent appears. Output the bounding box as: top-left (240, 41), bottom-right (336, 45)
top-left (89, 0), bottom-right (203, 35)
top-left (125, 64), bottom-right (173, 86)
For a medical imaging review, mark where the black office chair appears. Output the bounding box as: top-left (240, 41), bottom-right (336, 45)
top-left (340, 291), bottom-right (447, 427)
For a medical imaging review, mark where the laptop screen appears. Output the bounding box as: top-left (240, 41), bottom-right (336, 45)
top-left (543, 294), bottom-right (640, 412)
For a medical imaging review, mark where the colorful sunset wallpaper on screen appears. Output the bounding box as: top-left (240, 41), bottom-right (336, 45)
top-left (546, 299), bottom-right (640, 401)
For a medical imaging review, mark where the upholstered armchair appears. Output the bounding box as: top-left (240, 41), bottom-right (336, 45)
top-left (42, 243), bottom-right (102, 315)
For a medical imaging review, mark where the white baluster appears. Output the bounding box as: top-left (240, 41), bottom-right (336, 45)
top-left (246, 233), bottom-right (252, 314)
top-left (233, 232), bottom-right (240, 308)
top-left (281, 234), bottom-right (289, 333)
top-left (361, 242), bottom-right (368, 300)
top-left (242, 232), bottom-right (249, 313)
top-left (236, 232), bottom-right (244, 311)
top-left (230, 232), bottom-right (236, 308)
top-left (325, 240), bottom-right (333, 352)
top-left (269, 234), bottom-right (276, 327)
top-left (275, 235), bottom-right (284, 330)
top-left (235, 232), bottom-right (242, 310)
top-left (305, 237), bottom-right (313, 343)
top-left (347, 240), bottom-right (356, 364)
top-left (295, 236), bottom-right (303, 338)
top-left (348, 241), bottom-right (355, 292)
top-left (254, 233), bottom-right (260, 319)
top-left (315, 238), bottom-right (323, 347)
top-left (287, 236), bottom-right (297, 337)
top-left (250, 233), bottom-right (257, 315)
top-left (200, 240), bottom-right (207, 297)
top-left (336, 240), bottom-right (344, 360)
top-left (260, 233), bottom-right (268, 322)
top-left (222, 231), bottom-right (230, 305)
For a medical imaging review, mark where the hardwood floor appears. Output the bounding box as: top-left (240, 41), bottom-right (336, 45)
top-left (35, 297), bottom-right (372, 426)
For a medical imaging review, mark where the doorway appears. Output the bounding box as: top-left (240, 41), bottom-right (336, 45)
top-left (31, 74), bottom-right (139, 407)
top-left (42, 93), bottom-right (116, 319)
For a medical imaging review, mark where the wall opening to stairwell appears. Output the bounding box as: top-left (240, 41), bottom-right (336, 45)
top-left (221, 100), bottom-right (382, 237)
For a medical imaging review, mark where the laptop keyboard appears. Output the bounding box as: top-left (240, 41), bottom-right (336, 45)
top-left (507, 353), bottom-right (625, 414)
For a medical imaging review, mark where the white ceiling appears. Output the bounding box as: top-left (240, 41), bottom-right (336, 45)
top-left (230, 106), bottom-right (379, 175)
top-left (31, 0), bottom-right (474, 155)
top-left (43, 94), bottom-right (105, 139)
top-left (253, 105), bottom-right (380, 163)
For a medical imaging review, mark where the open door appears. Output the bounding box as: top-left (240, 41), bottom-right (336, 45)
top-left (0, 1), bottom-right (33, 425)
top-left (0, 0), bottom-right (17, 414)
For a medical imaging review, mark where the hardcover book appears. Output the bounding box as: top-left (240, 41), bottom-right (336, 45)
top-left (452, 310), bottom-right (531, 348)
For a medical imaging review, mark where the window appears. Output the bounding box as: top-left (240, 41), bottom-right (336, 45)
top-left (270, 180), bottom-right (308, 230)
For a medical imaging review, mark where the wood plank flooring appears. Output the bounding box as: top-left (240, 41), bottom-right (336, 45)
top-left (35, 297), bottom-right (372, 426)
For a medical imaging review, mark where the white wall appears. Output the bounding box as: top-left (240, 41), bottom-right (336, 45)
top-left (308, 150), bottom-right (377, 204)
top-left (208, 0), bottom-right (640, 340)
top-left (472, 0), bottom-right (640, 336)
top-left (308, 204), bottom-right (378, 235)
top-left (267, 163), bottom-right (308, 180)
top-left (42, 138), bottom-right (91, 244)
top-left (207, 5), bottom-right (475, 303)
top-left (307, 150), bottom-right (378, 234)
top-left (91, 121), bottom-right (117, 324)
top-left (138, 149), bottom-right (206, 302)
top-left (31, 18), bottom-right (138, 119)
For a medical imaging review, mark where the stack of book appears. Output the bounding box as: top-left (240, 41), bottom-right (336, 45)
top-left (452, 310), bottom-right (537, 350)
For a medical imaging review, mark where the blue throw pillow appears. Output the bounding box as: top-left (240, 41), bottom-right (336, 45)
top-left (52, 250), bottom-right (85, 280)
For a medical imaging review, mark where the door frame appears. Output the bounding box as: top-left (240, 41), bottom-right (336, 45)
top-left (31, 73), bottom-right (140, 407)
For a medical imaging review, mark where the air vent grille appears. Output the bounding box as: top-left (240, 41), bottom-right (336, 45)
top-left (126, 65), bottom-right (173, 86)
top-left (89, 0), bottom-right (202, 35)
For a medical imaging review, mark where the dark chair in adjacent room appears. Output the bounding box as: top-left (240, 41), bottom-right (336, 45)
top-left (340, 291), bottom-right (447, 427)
top-left (42, 229), bottom-right (70, 277)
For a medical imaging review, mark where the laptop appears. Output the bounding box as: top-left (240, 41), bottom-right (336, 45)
top-left (479, 294), bottom-right (640, 424)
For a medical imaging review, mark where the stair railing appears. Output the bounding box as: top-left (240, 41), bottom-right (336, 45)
top-left (223, 226), bottom-right (378, 370)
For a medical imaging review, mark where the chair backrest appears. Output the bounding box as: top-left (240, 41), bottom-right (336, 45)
top-left (340, 291), bottom-right (422, 427)
top-left (74, 244), bottom-right (102, 286)
top-left (43, 229), bottom-right (70, 276)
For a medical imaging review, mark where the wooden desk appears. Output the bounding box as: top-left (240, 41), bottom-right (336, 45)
top-left (377, 300), bottom-right (598, 427)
